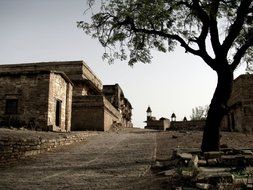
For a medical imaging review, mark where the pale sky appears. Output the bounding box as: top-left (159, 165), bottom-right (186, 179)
top-left (0, 0), bottom-right (246, 128)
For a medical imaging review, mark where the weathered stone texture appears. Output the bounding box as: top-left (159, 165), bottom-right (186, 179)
top-left (47, 72), bottom-right (73, 131)
top-left (0, 71), bottom-right (73, 131)
top-left (71, 96), bottom-right (121, 131)
top-left (0, 71), bottom-right (50, 130)
top-left (103, 84), bottom-right (133, 128)
top-left (0, 130), bottom-right (97, 165)
top-left (222, 74), bottom-right (253, 132)
top-left (169, 120), bottom-right (206, 131)
top-left (145, 118), bottom-right (170, 131)
top-left (0, 60), bottom-right (103, 94)
top-left (103, 97), bottom-right (121, 131)
top-left (0, 61), bottom-right (133, 131)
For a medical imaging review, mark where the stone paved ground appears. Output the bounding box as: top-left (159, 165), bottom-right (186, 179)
top-left (1, 128), bottom-right (253, 189)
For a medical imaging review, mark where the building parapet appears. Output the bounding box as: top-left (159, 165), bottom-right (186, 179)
top-left (168, 120), bottom-right (205, 131)
top-left (145, 118), bottom-right (170, 131)
top-left (0, 60), bottom-right (102, 92)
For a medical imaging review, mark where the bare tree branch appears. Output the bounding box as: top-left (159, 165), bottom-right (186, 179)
top-left (231, 34), bottom-right (253, 70)
top-left (209, 0), bottom-right (222, 56)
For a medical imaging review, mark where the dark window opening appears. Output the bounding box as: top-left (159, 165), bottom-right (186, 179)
top-left (5, 99), bottom-right (18, 114)
top-left (55, 100), bottom-right (61, 127)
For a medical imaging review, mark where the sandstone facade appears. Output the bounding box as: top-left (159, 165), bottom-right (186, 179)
top-left (222, 74), bottom-right (253, 132)
top-left (103, 84), bottom-right (133, 128)
top-left (0, 61), bottom-right (133, 131)
top-left (0, 70), bottom-right (73, 131)
top-left (71, 96), bottom-right (121, 131)
top-left (145, 118), bottom-right (170, 131)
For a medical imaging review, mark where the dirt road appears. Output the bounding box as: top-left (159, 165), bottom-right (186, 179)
top-left (0, 129), bottom-right (162, 189)
top-left (1, 128), bottom-right (253, 190)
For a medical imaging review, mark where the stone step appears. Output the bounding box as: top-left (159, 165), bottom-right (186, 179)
top-left (195, 172), bottom-right (234, 184)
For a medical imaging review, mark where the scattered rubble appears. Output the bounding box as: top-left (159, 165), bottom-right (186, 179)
top-left (152, 147), bottom-right (253, 189)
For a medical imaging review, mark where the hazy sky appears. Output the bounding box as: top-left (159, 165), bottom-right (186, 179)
top-left (0, 0), bottom-right (247, 128)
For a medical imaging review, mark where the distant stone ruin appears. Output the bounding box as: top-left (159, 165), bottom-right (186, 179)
top-left (144, 106), bottom-right (170, 131)
top-left (145, 74), bottom-right (253, 132)
top-left (0, 61), bottom-right (133, 131)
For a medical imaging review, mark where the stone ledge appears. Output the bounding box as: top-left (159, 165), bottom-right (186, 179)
top-left (0, 128), bottom-right (99, 165)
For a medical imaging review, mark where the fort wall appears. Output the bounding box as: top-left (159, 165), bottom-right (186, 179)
top-left (169, 120), bottom-right (205, 131)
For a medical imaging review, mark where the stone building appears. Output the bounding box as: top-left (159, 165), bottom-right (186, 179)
top-left (144, 106), bottom-right (170, 131)
top-left (221, 74), bottom-right (253, 132)
top-left (0, 61), bottom-right (133, 131)
top-left (0, 70), bottom-right (73, 131)
top-left (103, 84), bottom-right (133, 128)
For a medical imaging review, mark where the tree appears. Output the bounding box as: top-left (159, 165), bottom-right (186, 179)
top-left (190, 105), bottom-right (209, 120)
top-left (78, 0), bottom-right (253, 152)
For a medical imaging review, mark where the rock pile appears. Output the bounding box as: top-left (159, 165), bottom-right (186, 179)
top-left (153, 147), bottom-right (253, 189)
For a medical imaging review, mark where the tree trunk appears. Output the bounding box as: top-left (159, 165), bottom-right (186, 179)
top-left (201, 65), bottom-right (233, 152)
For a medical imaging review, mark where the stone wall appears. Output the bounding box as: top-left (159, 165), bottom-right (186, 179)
top-left (72, 96), bottom-right (121, 131)
top-left (0, 71), bottom-right (73, 132)
top-left (0, 71), bottom-right (50, 130)
top-left (0, 61), bottom-right (132, 132)
top-left (103, 84), bottom-right (133, 128)
top-left (103, 97), bottom-right (122, 131)
top-left (222, 74), bottom-right (253, 132)
top-left (81, 62), bottom-right (102, 92)
top-left (145, 118), bottom-right (170, 131)
top-left (169, 120), bottom-right (206, 131)
top-left (0, 129), bottom-right (97, 165)
top-left (0, 61), bottom-right (103, 94)
top-left (47, 72), bottom-right (73, 132)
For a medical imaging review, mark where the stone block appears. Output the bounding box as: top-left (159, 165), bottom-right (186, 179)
top-left (196, 183), bottom-right (210, 190)
top-left (199, 167), bottom-right (232, 173)
top-left (198, 160), bottom-right (207, 166)
top-left (177, 153), bottom-right (193, 160)
top-left (241, 150), bottom-right (253, 155)
top-left (196, 172), bottom-right (234, 184)
top-left (220, 155), bottom-right (245, 167)
top-left (181, 170), bottom-right (194, 178)
top-left (204, 151), bottom-right (224, 160)
top-left (207, 158), bottom-right (218, 166)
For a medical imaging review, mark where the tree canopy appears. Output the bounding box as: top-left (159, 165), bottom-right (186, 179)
top-left (78, 0), bottom-right (253, 71)
top-left (190, 105), bottom-right (209, 120)
top-left (79, 0), bottom-right (253, 151)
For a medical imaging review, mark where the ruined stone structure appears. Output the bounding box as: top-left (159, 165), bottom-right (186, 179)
top-left (145, 117), bottom-right (170, 131)
top-left (0, 70), bottom-right (73, 131)
top-left (221, 74), bottom-right (253, 132)
top-left (169, 120), bottom-right (205, 131)
top-left (144, 106), bottom-right (170, 131)
top-left (103, 84), bottom-right (133, 128)
top-left (0, 61), bottom-right (133, 131)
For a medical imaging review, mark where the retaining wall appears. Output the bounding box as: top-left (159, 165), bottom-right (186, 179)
top-left (0, 130), bottom-right (97, 165)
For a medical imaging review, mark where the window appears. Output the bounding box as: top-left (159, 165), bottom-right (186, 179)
top-left (55, 100), bottom-right (61, 127)
top-left (5, 99), bottom-right (18, 114)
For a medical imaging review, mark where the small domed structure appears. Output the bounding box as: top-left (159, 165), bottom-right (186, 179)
top-left (171, 113), bottom-right (176, 121)
top-left (146, 106), bottom-right (152, 119)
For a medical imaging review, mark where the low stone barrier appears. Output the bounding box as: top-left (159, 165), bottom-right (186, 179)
top-left (0, 130), bottom-right (98, 165)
